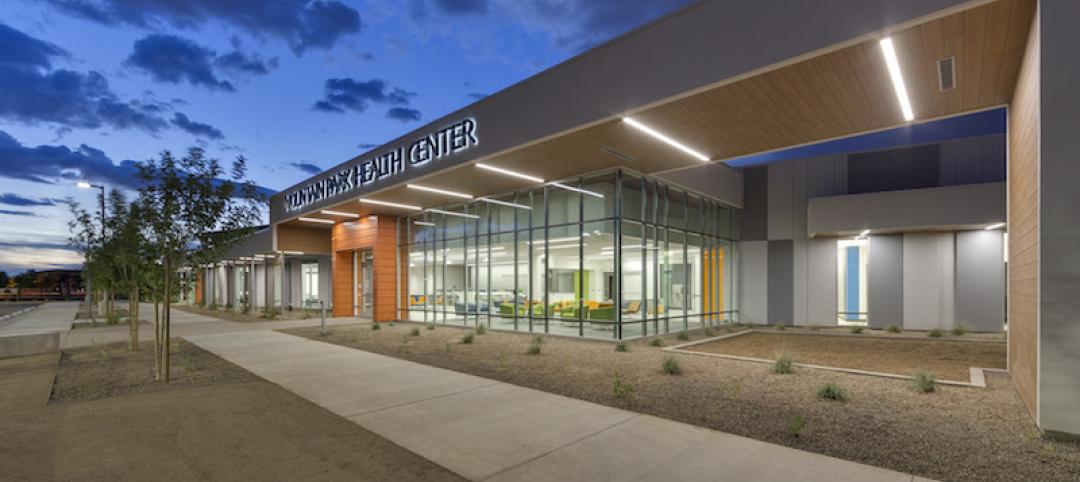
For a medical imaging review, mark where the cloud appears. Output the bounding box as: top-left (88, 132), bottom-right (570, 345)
top-left (46, 0), bottom-right (362, 55)
top-left (215, 50), bottom-right (278, 76)
top-left (433, 0), bottom-right (489, 15)
top-left (171, 113), bottom-right (224, 140)
top-left (0, 209), bottom-right (37, 216)
top-left (126, 34), bottom-right (235, 91)
top-left (0, 193), bottom-right (58, 207)
top-left (467, 92), bottom-right (487, 100)
top-left (512, 0), bottom-right (692, 52)
top-left (0, 22), bottom-right (68, 69)
top-left (290, 162), bottom-right (322, 174)
top-left (313, 78), bottom-right (417, 114)
top-left (358, 142), bottom-right (378, 149)
top-left (386, 107), bottom-right (421, 122)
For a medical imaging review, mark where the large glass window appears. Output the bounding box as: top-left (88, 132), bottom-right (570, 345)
top-left (301, 262), bottom-right (318, 309)
top-left (400, 169), bottom-right (739, 339)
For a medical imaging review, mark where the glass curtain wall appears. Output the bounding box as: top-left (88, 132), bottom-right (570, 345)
top-left (401, 168), bottom-right (738, 339)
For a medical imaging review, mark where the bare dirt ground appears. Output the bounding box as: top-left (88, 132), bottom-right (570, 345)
top-left (176, 304), bottom-right (324, 323)
top-left (284, 322), bottom-right (1080, 482)
top-left (683, 332), bottom-right (1006, 381)
top-left (0, 340), bottom-right (463, 482)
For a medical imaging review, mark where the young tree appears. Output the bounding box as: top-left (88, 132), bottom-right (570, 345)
top-left (100, 190), bottom-right (153, 350)
top-left (68, 201), bottom-right (103, 321)
top-left (138, 148), bottom-right (263, 382)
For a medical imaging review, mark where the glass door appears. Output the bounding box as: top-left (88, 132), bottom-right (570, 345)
top-left (837, 238), bottom-right (869, 325)
top-left (358, 249), bottom-right (374, 318)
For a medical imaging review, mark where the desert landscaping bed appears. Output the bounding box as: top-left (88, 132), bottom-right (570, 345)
top-left (679, 332), bottom-right (1006, 382)
top-left (284, 322), bottom-right (1080, 482)
top-left (176, 304), bottom-right (323, 323)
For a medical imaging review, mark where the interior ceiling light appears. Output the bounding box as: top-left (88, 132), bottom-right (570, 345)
top-left (478, 197), bottom-right (532, 210)
top-left (427, 208), bottom-right (479, 219)
top-left (984, 222), bottom-right (1006, 230)
top-left (320, 210), bottom-right (359, 218)
top-left (549, 181), bottom-right (604, 199)
top-left (414, 221), bottom-right (436, 226)
top-left (623, 117), bottom-right (710, 162)
top-left (360, 199), bottom-right (422, 211)
top-left (280, 250), bottom-right (304, 256)
top-left (298, 217), bottom-right (335, 225)
top-left (407, 184), bottom-right (473, 199)
top-left (880, 37), bottom-right (915, 122)
top-left (476, 163), bottom-right (544, 184)
top-left (860, 229), bottom-right (871, 237)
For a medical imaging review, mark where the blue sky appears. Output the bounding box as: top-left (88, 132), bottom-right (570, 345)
top-left (0, 0), bottom-right (690, 274)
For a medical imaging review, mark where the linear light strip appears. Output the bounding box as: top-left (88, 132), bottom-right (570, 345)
top-left (414, 221), bottom-right (436, 226)
top-left (298, 217), bottom-right (335, 225)
top-left (407, 184), bottom-right (473, 199)
top-left (879, 37), bottom-right (915, 122)
top-left (984, 222), bottom-right (1006, 230)
top-left (320, 210), bottom-right (359, 218)
top-left (622, 117), bottom-right (710, 162)
top-left (427, 208), bottom-right (480, 219)
top-left (360, 198), bottom-right (423, 211)
top-left (478, 197), bottom-right (532, 210)
top-left (475, 163), bottom-right (545, 183)
top-left (549, 182), bottom-right (604, 199)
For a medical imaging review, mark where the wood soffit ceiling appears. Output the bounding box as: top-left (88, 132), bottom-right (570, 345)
top-left (306, 0), bottom-right (1033, 220)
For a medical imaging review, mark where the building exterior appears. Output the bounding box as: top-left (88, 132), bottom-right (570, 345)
top-left (194, 0), bottom-right (1079, 438)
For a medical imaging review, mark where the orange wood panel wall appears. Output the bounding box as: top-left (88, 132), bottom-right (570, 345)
top-left (330, 215), bottom-right (401, 321)
top-left (278, 223), bottom-right (332, 254)
top-left (1007, 9), bottom-right (1039, 419)
top-left (194, 271), bottom-right (204, 305)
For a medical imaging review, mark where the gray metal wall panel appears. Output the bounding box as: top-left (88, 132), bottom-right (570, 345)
top-left (869, 234), bottom-right (904, 329)
top-left (1039, 0), bottom-right (1080, 436)
top-left (740, 167), bottom-right (768, 242)
top-left (902, 233), bottom-right (955, 330)
top-left (656, 163), bottom-right (744, 208)
top-left (792, 238), bottom-right (808, 325)
top-left (955, 230), bottom-right (1004, 332)
top-left (807, 238), bottom-right (838, 326)
top-left (738, 241), bottom-right (768, 323)
top-left (767, 162), bottom-right (794, 240)
top-left (939, 135), bottom-right (1006, 186)
top-left (768, 240), bottom-right (794, 324)
top-left (807, 183), bottom-right (1006, 237)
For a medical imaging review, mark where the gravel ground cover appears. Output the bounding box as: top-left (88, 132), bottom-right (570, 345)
top-left (682, 332), bottom-right (1006, 381)
top-left (284, 322), bottom-right (1080, 482)
top-left (176, 304), bottom-right (323, 323)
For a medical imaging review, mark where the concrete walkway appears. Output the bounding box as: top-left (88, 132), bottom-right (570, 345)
top-left (186, 330), bottom-right (930, 482)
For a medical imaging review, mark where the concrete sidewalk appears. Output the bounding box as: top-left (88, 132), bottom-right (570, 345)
top-left (186, 330), bottom-right (930, 482)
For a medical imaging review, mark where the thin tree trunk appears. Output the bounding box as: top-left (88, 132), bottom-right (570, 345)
top-left (128, 289), bottom-right (139, 351)
top-left (154, 299), bottom-right (161, 380)
top-left (164, 258), bottom-right (172, 383)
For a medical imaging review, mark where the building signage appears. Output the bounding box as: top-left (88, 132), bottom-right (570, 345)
top-left (284, 118), bottom-right (478, 213)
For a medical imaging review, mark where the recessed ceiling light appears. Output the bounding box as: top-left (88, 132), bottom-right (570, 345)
top-left (414, 221), bottom-right (436, 226)
top-left (623, 117), bottom-right (710, 162)
top-left (478, 197), bottom-right (532, 210)
top-left (427, 208), bottom-right (479, 219)
top-left (860, 229), bottom-right (871, 237)
top-left (407, 184), bottom-right (473, 199)
top-left (360, 199), bottom-right (422, 210)
top-left (298, 217), bottom-right (335, 225)
top-left (476, 163), bottom-right (544, 183)
top-left (984, 222), bottom-right (1006, 230)
top-left (549, 182), bottom-right (604, 199)
top-left (880, 37), bottom-right (915, 122)
top-left (320, 210), bottom-right (359, 218)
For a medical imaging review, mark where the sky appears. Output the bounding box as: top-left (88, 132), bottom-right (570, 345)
top-left (0, 0), bottom-right (692, 274)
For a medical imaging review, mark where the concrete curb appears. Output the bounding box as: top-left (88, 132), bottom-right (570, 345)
top-left (0, 303), bottom-right (41, 323)
top-left (664, 329), bottom-right (995, 388)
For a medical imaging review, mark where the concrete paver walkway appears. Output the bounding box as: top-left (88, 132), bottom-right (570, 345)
top-left (187, 330), bottom-right (930, 482)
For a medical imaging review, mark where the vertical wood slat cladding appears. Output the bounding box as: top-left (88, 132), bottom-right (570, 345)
top-left (278, 223), bottom-right (332, 254)
top-left (195, 272), bottom-right (204, 305)
top-left (331, 215), bottom-right (400, 321)
top-left (1007, 9), bottom-right (1039, 420)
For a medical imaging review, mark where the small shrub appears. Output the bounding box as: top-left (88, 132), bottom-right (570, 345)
top-left (911, 372), bottom-right (937, 393)
top-left (532, 334), bottom-right (544, 345)
top-left (774, 323), bottom-right (786, 331)
top-left (388, 322), bottom-right (395, 327)
top-left (612, 372), bottom-right (635, 399)
top-left (649, 338), bottom-right (664, 347)
top-left (676, 331), bottom-right (689, 341)
top-left (106, 312), bottom-right (121, 326)
top-left (928, 329), bottom-right (944, 338)
top-left (426, 323), bottom-right (436, 330)
top-left (410, 327), bottom-right (421, 337)
top-left (952, 324), bottom-right (969, 336)
top-left (350, 334), bottom-right (359, 344)
top-left (773, 353), bottom-right (795, 374)
top-left (703, 327), bottom-right (716, 337)
top-left (809, 325), bottom-right (821, 331)
top-left (614, 341), bottom-right (629, 352)
top-left (817, 383), bottom-right (849, 402)
top-left (476, 324), bottom-right (487, 335)
top-left (526, 340), bottom-right (542, 355)
top-left (461, 331), bottom-right (475, 344)
top-left (789, 415), bottom-right (807, 438)
top-left (850, 326), bottom-right (864, 334)
top-left (371, 323), bottom-right (381, 331)
top-left (661, 356), bottom-right (683, 375)
top-left (887, 324), bottom-right (902, 333)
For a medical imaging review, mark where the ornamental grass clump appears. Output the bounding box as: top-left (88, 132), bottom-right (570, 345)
top-left (612, 372), bottom-right (635, 399)
top-left (928, 328), bottom-right (944, 338)
top-left (649, 338), bottom-right (664, 347)
top-left (676, 331), bottom-right (689, 341)
top-left (409, 327), bottom-right (420, 337)
top-left (817, 383), bottom-right (849, 402)
top-left (614, 341), bottom-right (629, 352)
top-left (371, 323), bottom-right (381, 331)
top-left (476, 324), bottom-right (487, 335)
top-left (952, 324), bottom-right (969, 336)
top-left (460, 331), bottom-right (475, 344)
top-left (850, 326), bottom-right (865, 334)
top-left (887, 324), bottom-right (903, 333)
top-left (526, 339), bottom-right (542, 355)
top-left (912, 371), bottom-right (937, 393)
top-left (773, 353), bottom-right (795, 374)
top-left (662, 356), bottom-right (683, 375)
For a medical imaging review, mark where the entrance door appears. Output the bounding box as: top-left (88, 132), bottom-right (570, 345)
top-left (357, 249), bottom-right (374, 318)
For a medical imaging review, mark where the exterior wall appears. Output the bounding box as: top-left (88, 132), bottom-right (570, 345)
top-left (330, 215), bottom-right (398, 321)
top-left (277, 224), bottom-right (332, 254)
top-left (1037, 0), bottom-right (1080, 437)
top-left (737, 241), bottom-right (768, 323)
top-left (1007, 3), bottom-right (1040, 424)
top-left (868, 234), bottom-right (903, 329)
top-left (902, 233), bottom-right (956, 331)
top-left (955, 230), bottom-right (1005, 332)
